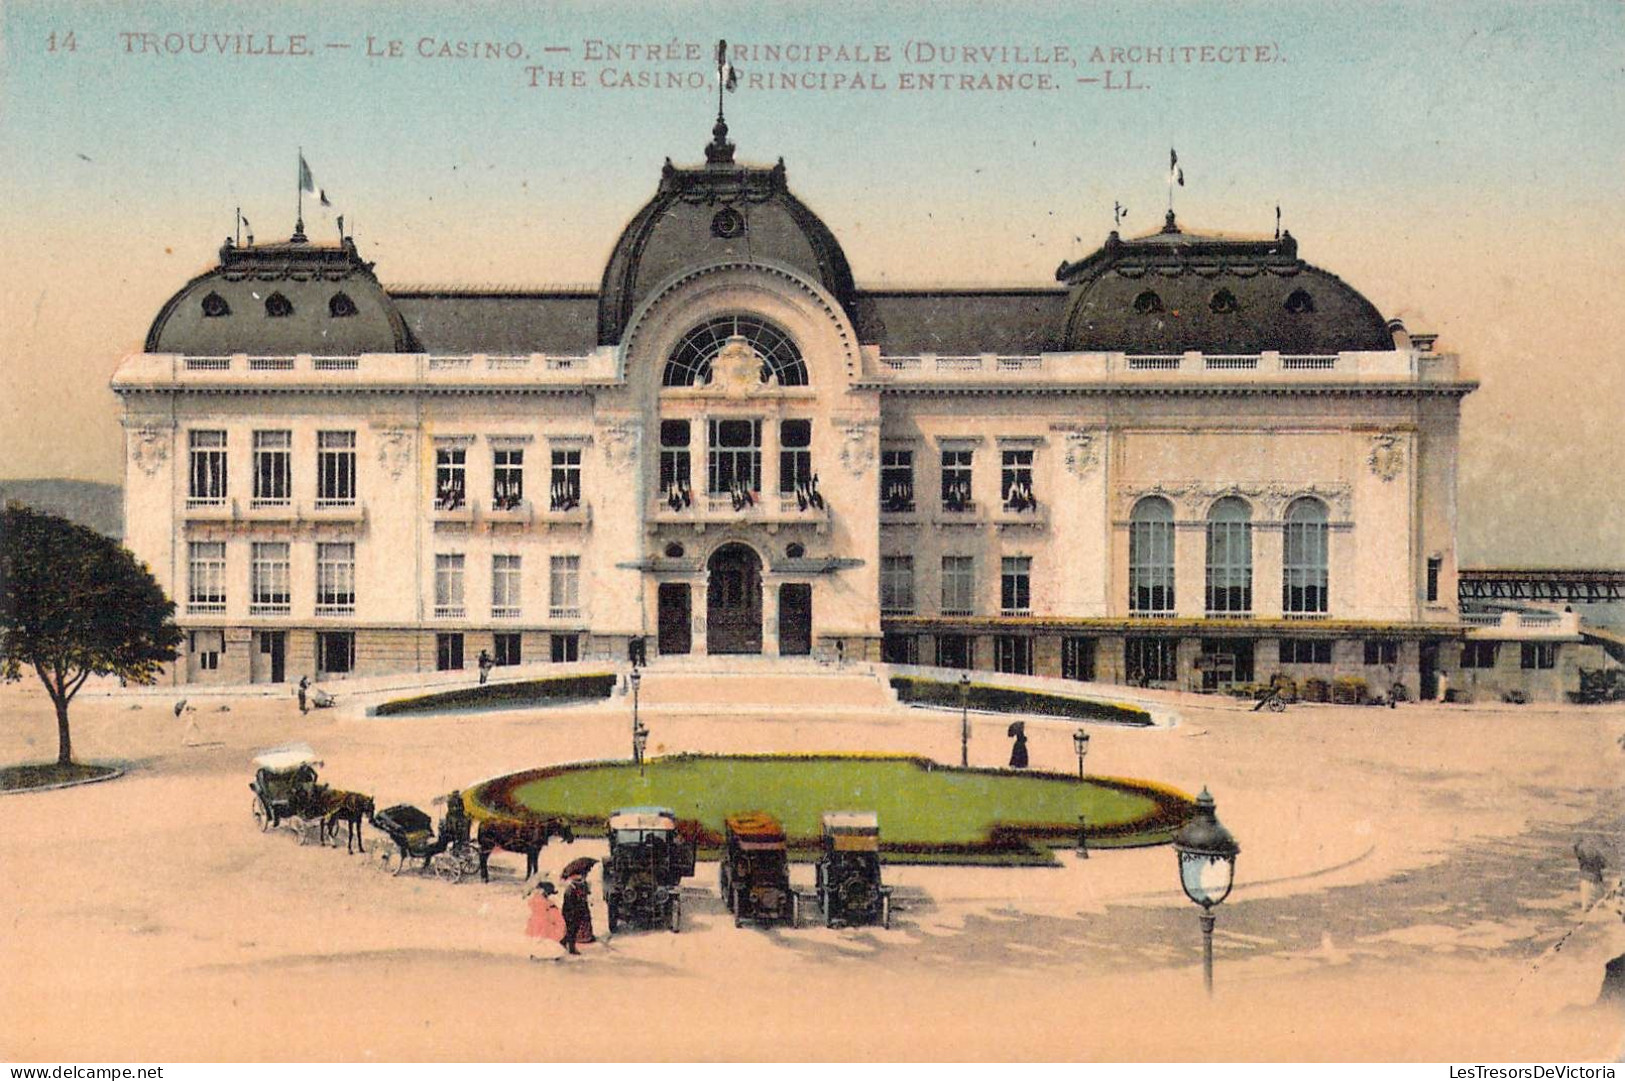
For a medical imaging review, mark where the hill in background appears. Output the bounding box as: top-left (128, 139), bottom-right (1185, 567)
top-left (0, 479), bottom-right (123, 538)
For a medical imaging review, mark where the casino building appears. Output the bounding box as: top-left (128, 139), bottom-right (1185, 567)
top-left (113, 117), bottom-right (1485, 697)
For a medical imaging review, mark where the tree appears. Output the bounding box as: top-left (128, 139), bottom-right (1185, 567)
top-left (1, 504), bottom-right (183, 764)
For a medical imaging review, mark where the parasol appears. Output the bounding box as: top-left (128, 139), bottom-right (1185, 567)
top-left (1007, 721), bottom-right (1026, 738)
top-left (561, 856), bottom-right (597, 879)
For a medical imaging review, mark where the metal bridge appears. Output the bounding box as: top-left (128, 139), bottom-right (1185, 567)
top-left (1458, 568), bottom-right (1625, 603)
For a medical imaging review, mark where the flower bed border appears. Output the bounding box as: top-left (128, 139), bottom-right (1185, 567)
top-left (890, 676), bottom-right (1153, 726)
top-left (371, 673), bottom-right (617, 717)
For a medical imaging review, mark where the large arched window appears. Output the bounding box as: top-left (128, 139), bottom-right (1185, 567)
top-left (1129, 496), bottom-right (1176, 614)
top-left (1283, 498), bottom-right (1330, 614)
top-left (1205, 497), bottom-right (1253, 615)
top-left (663, 315), bottom-right (807, 388)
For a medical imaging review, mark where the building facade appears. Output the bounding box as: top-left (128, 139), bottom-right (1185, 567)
top-left (114, 122), bottom-right (1492, 697)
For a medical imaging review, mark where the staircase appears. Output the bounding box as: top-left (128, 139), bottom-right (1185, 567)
top-left (628, 658), bottom-right (896, 712)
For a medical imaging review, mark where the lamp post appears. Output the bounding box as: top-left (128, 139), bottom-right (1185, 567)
top-left (632, 720), bottom-right (649, 775)
top-left (1171, 787), bottom-right (1240, 996)
top-left (959, 671), bottom-right (972, 768)
top-left (1072, 727), bottom-right (1091, 780)
top-left (629, 667), bottom-right (641, 737)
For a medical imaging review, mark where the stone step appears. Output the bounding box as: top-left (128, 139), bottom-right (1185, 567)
top-left (632, 668), bottom-right (894, 709)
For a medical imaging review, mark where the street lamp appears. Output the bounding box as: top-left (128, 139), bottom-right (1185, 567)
top-left (632, 720), bottom-right (649, 775)
top-left (629, 667), bottom-right (641, 736)
top-left (958, 671), bottom-right (972, 768)
top-left (1072, 727), bottom-right (1091, 780)
top-left (1171, 787), bottom-right (1240, 996)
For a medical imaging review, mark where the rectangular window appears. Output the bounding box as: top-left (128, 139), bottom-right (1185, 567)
top-left (190, 630), bottom-right (222, 672)
top-left (779, 419), bottom-right (813, 495)
top-left (550, 554), bottom-right (581, 619)
top-left (880, 555), bottom-right (915, 615)
top-left (434, 553), bottom-right (466, 618)
top-left (1364, 639), bottom-right (1400, 666)
top-left (493, 632), bottom-right (522, 666)
top-left (941, 449), bottom-right (974, 512)
top-left (1001, 556), bottom-right (1032, 615)
top-left (880, 450), bottom-right (915, 513)
top-left (250, 542), bottom-right (291, 614)
top-left (551, 633), bottom-right (580, 663)
top-left (1460, 641), bottom-right (1499, 669)
top-left (1126, 637), bottom-right (1180, 683)
top-left (1000, 449), bottom-right (1037, 511)
top-left (994, 635), bottom-right (1034, 676)
top-left (316, 631), bottom-right (354, 675)
top-left (189, 430), bottom-right (228, 505)
top-left (436, 632), bottom-right (464, 671)
top-left (936, 633), bottom-right (973, 670)
top-left (1279, 639), bottom-right (1334, 664)
top-left (1521, 642), bottom-right (1556, 670)
top-left (316, 431), bottom-right (356, 507)
top-left (1062, 637), bottom-right (1097, 682)
top-left (315, 542), bottom-right (355, 615)
top-left (941, 556), bottom-right (976, 616)
top-left (252, 430), bottom-right (291, 506)
top-left (188, 541), bottom-right (226, 613)
top-left (491, 554), bottom-right (522, 619)
top-left (659, 420), bottom-right (692, 508)
top-left (492, 448), bottom-right (525, 510)
top-left (881, 633), bottom-right (919, 666)
top-left (1199, 638), bottom-right (1255, 685)
top-left (549, 449), bottom-right (582, 511)
top-left (435, 447), bottom-right (467, 510)
top-left (1426, 557), bottom-right (1442, 603)
top-left (707, 418), bottom-right (761, 497)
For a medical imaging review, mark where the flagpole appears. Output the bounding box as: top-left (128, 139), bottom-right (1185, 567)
top-left (296, 147), bottom-right (303, 230)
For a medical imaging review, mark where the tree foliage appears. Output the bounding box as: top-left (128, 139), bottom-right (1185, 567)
top-left (0, 503), bottom-right (183, 763)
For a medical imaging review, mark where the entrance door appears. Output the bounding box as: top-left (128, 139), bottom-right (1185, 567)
top-left (657, 583), bottom-right (692, 655)
top-left (257, 631), bottom-right (287, 683)
top-left (778, 584), bottom-right (812, 656)
top-left (706, 544), bottom-right (762, 655)
top-left (1419, 640), bottom-right (1440, 701)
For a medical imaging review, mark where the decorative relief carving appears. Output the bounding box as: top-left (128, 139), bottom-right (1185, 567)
top-left (130, 426), bottom-right (170, 476)
top-left (1063, 430), bottom-right (1102, 478)
top-left (601, 423), bottom-right (642, 469)
top-left (713, 335), bottom-right (762, 396)
top-left (1368, 431), bottom-right (1407, 483)
top-left (376, 429), bottom-right (414, 480)
top-left (840, 422), bottom-right (878, 477)
top-left (1116, 480), bottom-right (1352, 519)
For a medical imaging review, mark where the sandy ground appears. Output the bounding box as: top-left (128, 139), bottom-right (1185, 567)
top-left (2, 666), bottom-right (1623, 1062)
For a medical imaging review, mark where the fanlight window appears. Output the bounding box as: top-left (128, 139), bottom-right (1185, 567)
top-left (1129, 496), bottom-right (1176, 614)
top-left (265, 292), bottom-right (294, 318)
top-left (663, 315), bottom-right (807, 388)
top-left (1205, 497), bottom-right (1253, 615)
top-left (329, 292), bottom-right (358, 318)
top-left (201, 292), bottom-right (230, 318)
top-left (1133, 290), bottom-right (1164, 314)
top-left (1283, 497), bottom-right (1330, 614)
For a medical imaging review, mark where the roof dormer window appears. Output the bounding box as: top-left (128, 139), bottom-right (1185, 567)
top-left (1209, 289), bottom-right (1239, 314)
top-left (329, 292), bottom-right (358, 318)
top-left (265, 292), bottom-right (294, 318)
top-left (201, 292), bottom-right (230, 318)
top-left (1133, 290), bottom-right (1164, 315)
top-left (1285, 288), bottom-right (1316, 314)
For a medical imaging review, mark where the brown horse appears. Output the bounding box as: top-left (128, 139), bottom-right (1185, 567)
top-left (319, 790), bottom-right (375, 854)
top-left (476, 818), bottom-right (575, 882)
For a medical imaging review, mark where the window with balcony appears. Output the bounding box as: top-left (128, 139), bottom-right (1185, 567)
top-left (1001, 556), bottom-right (1032, 615)
top-left (550, 554), bottom-right (581, 619)
top-left (491, 448), bottom-right (524, 510)
top-left (316, 431), bottom-right (356, 508)
top-left (434, 553), bottom-right (466, 618)
top-left (1001, 449), bottom-right (1037, 512)
top-left (1129, 497), bottom-right (1175, 614)
top-left (315, 542), bottom-right (355, 615)
top-left (189, 430), bottom-right (228, 506)
top-left (188, 541), bottom-right (226, 613)
top-left (941, 556), bottom-right (976, 616)
top-left (250, 542), bottom-right (291, 615)
top-left (435, 447), bottom-right (467, 510)
top-left (1283, 498), bottom-right (1330, 615)
top-left (549, 449), bottom-right (581, 511)
top-left (880, 450), bottom-right (915, 513)
top-left (779, 419), bottom-right (817, 506)
top-left (941, 449), bottom-right (974, 512)
top-left (880, 556), bottom-right (915, 615)
top-left (659, 419), bottom-right (693, 510)
top-left (994, 635), bottom-right (1034, 676)
top-left (252, 430), bottom-right (291, 507)
top-left (492, 554), bottom-right (522, 618)
top-left (1205, 497), bottom-right (1253, 615)
top-left (708, 419), bottom-right (761, 507)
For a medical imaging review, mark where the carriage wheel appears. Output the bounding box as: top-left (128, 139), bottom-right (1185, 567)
top-left (1268, 696), bottom-right (1286, 713)
top-left (252, 799), bottom-right (268, 831)
top-left (434, 857), bottom-right (464, 884)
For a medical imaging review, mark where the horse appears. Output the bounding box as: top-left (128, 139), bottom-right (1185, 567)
top-left (318, 790), bottom-right (375, 854)
top-left (476, 817), bottom-right (575, 883)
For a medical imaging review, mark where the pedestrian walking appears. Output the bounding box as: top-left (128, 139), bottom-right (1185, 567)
top-left (296, 675), bottom-right (310, 714)
top-left (524, 880), bottom-right (568, 961)
top-left (1007, 721), bottom-right (1029, 769)
top-left (560, 857), bottom-right (598, 954)
top-left (478, 650), bottom-right (494, 686)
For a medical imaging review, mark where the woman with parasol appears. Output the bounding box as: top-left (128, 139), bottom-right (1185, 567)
top-left (560, 856), bottom-right (598, 954)
top-left (1007, 721), bottom-right (1029, 769)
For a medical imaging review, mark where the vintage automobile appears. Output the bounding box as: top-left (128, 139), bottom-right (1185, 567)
top-left (371, 799), bottom-right (482, 883)
top-left (603, 806), bottom-right (696, 933)
top-left (249, 743), bottom-right (324, 832)
top-left (720, 812), bottom-right (798, 928)
top-left (814, 811), bottom-right (892, 928)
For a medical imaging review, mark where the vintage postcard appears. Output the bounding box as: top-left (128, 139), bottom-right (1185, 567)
top-left (1, 0), bottom-right (1622, 1067)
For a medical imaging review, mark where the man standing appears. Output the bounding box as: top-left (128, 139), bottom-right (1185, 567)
top-left (478, 649), bottom-right (493, 686)
top-left (561, 870), bottom-right (592, 955)
top-left (296, 675), bottom-right (310, 714)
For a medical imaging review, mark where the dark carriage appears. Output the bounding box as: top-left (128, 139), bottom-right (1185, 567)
top-left (603, 807), bottom-right (696, 934)
top-left (814, 811), bottom-right (892, 929)
top-left (372, 800), bottom-right (481, 883)
top-left (249, 744), bottom-right (325, 832)
top-left (720, 812), bottom-right (798, 928)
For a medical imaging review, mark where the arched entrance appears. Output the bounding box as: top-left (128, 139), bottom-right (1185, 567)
top-left (707, 543), bottom-right (762, 654)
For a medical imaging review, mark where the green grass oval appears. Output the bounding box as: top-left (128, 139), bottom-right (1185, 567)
top-left (468, 753), bottom-right (1193, 866)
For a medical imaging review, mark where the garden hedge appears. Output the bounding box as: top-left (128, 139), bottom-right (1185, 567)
top-left (889, 676), bottom-right (1152, 726)
top-left (372, 673), bottom-right (617, 716)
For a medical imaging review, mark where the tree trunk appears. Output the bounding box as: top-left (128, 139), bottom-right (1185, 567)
top-left (55, 696), bottom-right (73, 765)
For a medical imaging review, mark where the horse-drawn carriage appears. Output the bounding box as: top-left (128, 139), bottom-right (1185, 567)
top-left (250, 744), bottom-right (324, 835)
top-left (371, 798), bottom-right (483, 883)
top-left (814, 812), bottom-right (892, 928)
top-left (603, 806), bottom-right (696, 933)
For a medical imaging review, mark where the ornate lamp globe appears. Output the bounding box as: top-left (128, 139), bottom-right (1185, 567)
top-left (1172, 787), bottom-right (1240, 909)
top-left (1072, 727), bottom-right (1090, 762)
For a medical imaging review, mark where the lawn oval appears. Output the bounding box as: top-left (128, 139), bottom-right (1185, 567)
top-left (467, 753), bottom-right (1194, 866)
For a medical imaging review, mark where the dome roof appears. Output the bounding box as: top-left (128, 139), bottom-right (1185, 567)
top-left (1054, 213), bottom-right (1393, 354)
top-left (145, 236), bottom-right (419, 355)
top-left (596, 122), bottom-right (856, 346)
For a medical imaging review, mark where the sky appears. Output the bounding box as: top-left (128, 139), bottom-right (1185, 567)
top-left (0, 0), bottom-right (1621, 565)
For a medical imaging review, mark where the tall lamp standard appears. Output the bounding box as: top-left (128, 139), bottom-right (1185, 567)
top-left (632, 720), bottom-right (649, 775)
top-left (1171, 787), bottom-right (1240, 996)
top-left (629, 668), bottom-right (641, 737)
top-left (1072, 727), bottom-right (1091, 780)
top-left (958, 671), bottom-right (972, 768)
